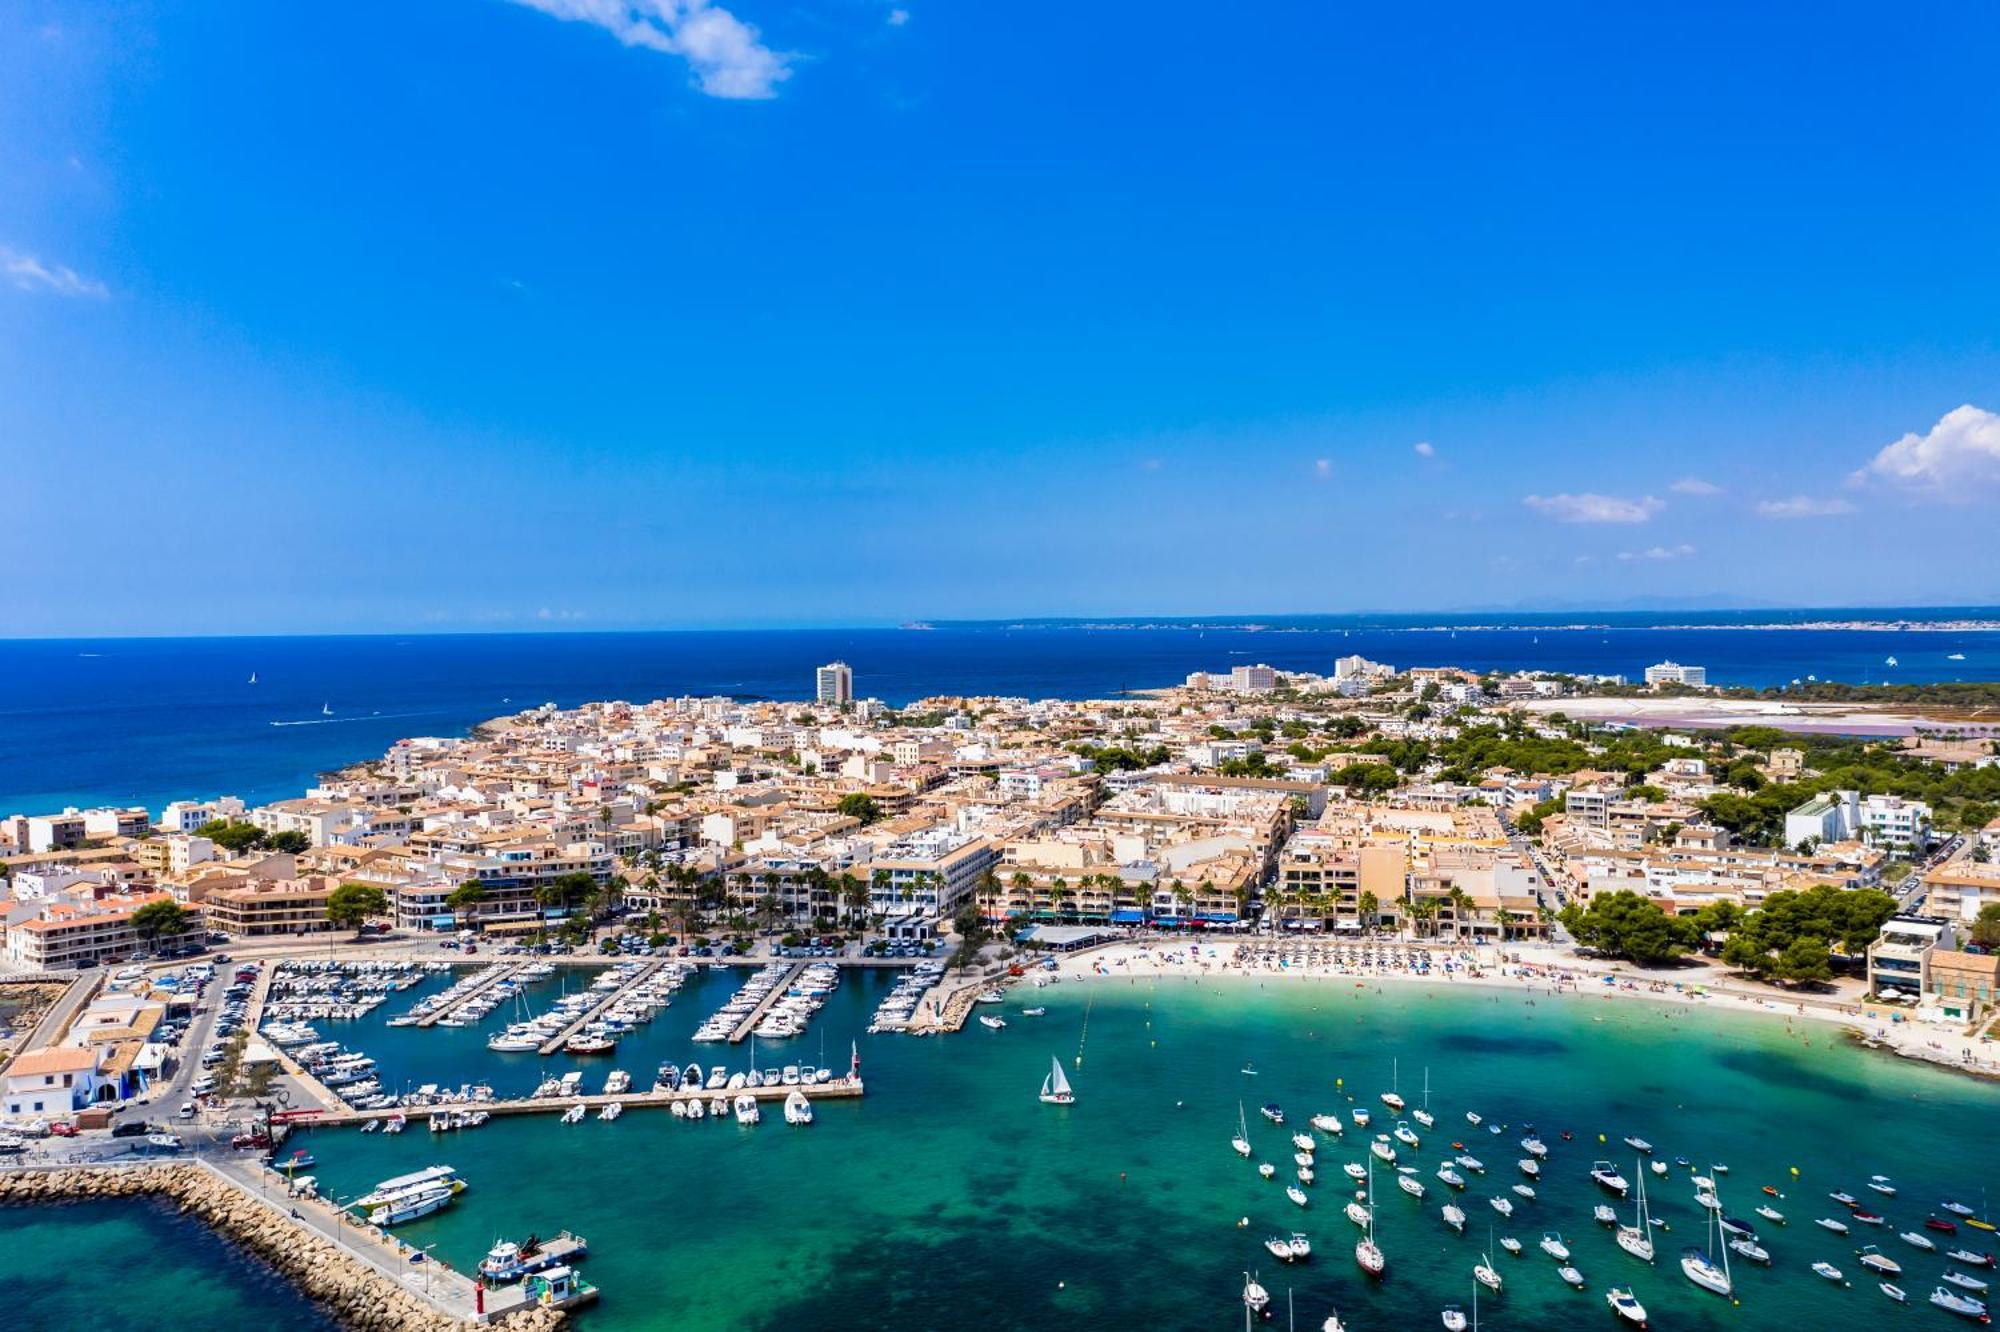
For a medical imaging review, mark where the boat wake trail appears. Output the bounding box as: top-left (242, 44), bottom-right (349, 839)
top-left (269, 710), bottom-right (445, 728)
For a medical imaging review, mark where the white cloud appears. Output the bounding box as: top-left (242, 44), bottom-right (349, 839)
top-left (1522, 492), bottom-right (1662, 524)
top-left (1617, 543), bottom-right (1696, 562)
top-left (1669, 476), bottom-right (1721, 496)
top-left (508, 0), bottom-right (791, 100)
top-left (1852, 404), bottom-right (2000, 498)
top-left (1312, 458), bottom-right (1333, 480)
top-left (887, 7), bottom-right (909, 23)
top-left (1755, 495), bottom-right (1856, 519)
top-left (536, 606), bottom-right (589, 621)
top-left (1412, 440), bottom-right (1435, 458)
top-left (1, 246), bottom-right (108, 299)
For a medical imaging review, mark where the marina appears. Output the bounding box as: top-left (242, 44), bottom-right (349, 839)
top-left (17, 960), bottom-right (1988, 1331)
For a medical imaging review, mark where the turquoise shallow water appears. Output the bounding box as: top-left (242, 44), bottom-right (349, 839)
top-left (11, 970), bottom-right (2000, 1331)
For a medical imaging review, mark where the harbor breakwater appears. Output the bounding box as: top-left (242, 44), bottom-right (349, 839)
top-left (0, 1165), bottom-right (566, 1332)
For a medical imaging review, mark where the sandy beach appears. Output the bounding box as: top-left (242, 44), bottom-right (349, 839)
top-left (1038, 938), bottom-right (2000, 1080)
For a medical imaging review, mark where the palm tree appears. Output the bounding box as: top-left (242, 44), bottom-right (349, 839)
top-left (1447, 885), bottom-right (1475, 940)
top-left (1357, 889), bottom-right (1380, 935)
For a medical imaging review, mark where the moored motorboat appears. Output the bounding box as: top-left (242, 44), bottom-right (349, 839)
top-left (1242, 1273), bottom-right (1270, 1315)
top-left (1813, 1260), bottom-right (1847, 1285)
top-left (1540, 1231), bottom-right (1570, 1260)
top-left (1592, 1162), bottom-right (1629, 1196)
top-left (1558, 1263), bottom-right (1585, 1288)
top-left (1881, 1282), bottom-right (1907, 1302)
top-left (1818, 1216), bottom-right (1851, 1234)
top-left (1950, 1249), bottom-right (1998, 1269)
top-left (1904, 1229), bottom-right (1940, 1252)
top-left (1606, 1286), bottom-right (1647, 1326)
top-left (1929, 1286), bottom-right (1990, 1322)
top-left (1288, 1184), bottom-right (1310, 1208)
top-left (1491, 1196), bottom-right (1514, 1218)
top-left (1945, 1271), bottom-right (1992, 1295)
top-left (1442, 1203), bottom-right (1466, 1232)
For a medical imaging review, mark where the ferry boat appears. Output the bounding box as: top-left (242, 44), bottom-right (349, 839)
top-left (353, 1166), bottom-right (462, 1210)
top-left (369, 1183), bottom-right (456, 1227)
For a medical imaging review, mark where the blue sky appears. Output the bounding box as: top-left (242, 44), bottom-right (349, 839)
top-left (3, 0), bottom-right (1998, 635)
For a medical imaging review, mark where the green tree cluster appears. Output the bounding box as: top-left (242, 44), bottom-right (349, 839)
top-left (1718, 885), bottom-right (1898, 985)
top-left (1557, 891), bottom-right (1694, 965)
top-left (197, 820), bottom-right (268, 852)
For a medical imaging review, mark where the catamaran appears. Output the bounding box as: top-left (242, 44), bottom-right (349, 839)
top-left (1040, 1056), bottom-right (1075, 1106)
top-left (1617, 1160), bottom-right (1656, 1262)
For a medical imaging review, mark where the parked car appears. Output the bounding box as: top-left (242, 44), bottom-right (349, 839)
top-left (49, 1121), bottom-right (78, 1138)
top-left (110, 1120), bottom-right (155, 1139)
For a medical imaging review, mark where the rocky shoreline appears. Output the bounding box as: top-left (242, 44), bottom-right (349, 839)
top-left (0, 1165), bottom-right (566, 1332)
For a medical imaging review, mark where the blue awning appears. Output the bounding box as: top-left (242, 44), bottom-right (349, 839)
top-left (426, 914), bottom-right (457, 929)
top-left (1110, 909), bottom-right (1146, 924)
top-left (1196, 912), bottom-right (1239, 923)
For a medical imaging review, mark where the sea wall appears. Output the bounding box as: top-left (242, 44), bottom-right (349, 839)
top-left (0, 1165), bottom-right (565, 1332)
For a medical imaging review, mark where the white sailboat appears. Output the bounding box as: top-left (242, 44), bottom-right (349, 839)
top-left (321, 701), bottom-right (333, 716)
top-left (1039, 1056), bottom-right (1075, 1106)
top-left (1232, 1101), bottom-right (1253, 1157)
top-left (1616, 1158), bottom-right (1656, 1262)
top-left (1681, 1179), bottom-right (1734, 1296)
top-left (1413, 1067), bottom-right (1435, 1128)
top-left (1356, 1155), bottom-right (1386, 1276)
top-left (1380, 1058), bottom-right (1405, 1111)
top-left (247, 671), bottom-right (257, 684)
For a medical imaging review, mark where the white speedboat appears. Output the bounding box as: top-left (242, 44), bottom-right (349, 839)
top-left (1592, 1162), bottom-right (1629, 1196)
top-left (1856, 1245), bottom-right (1901, 1276)
top-left (598, 1101), bottom-right (623, 1121)
top-left (1932, 1287), bottom-right (1991, 1321)
top-left (1512, 1183), bottom-right (1536, 1200)
top-left (1818, 1216), bottom-right (1851, 1234)
top-left (1521, 1136), bottom-right (1548, 1158)
top-left (1466, 1111), bottom-right (1483, 1126)
top-left (1903, 1230), bottom-right (1939, 1252)
top-left (1499, 1236), bottom-right (1522, 1255)
top-left (1437, 1165), bottom-right (1466, 1189)
top-left (1813, 1260), bottom-right (1847, 1284)
top-left (1728, 1235), bottom-right (1770, 1265)
top-left (1442, 1204), bottom-right (1466, 1232)
top-left (1594, 1204), bottom-right (1618, 1226)
top-left (784, 1089), bottom-right (813, 1125)
top-left (1540, 1232), bottom-right (1570, 1261)
top-left (1293, 1132), bottom-right (1317, 1153)
top-left (560, 1104), bottom-right (586, 1124)
top-left (1623, 1136), bottom-right (1653, 1154)
top-left (1311, 1113), bottom-right (1344, 1136)
top-left (1881, 1282), bottom-right (1907, 1302)
top-left (1606, 1286), bottom-right (1647, 1325)
top-left (1755, 1204), bottom-right (1785, 1225)
top-left (1296, 1152), bottom-right (1316, 1169)
top-left (1398, 1172), bottom-right (1425, 1199)
top-left (1343, 1162), bottom-right (1366, 1181)
top-left (1266, 1235), bottom-right (1297, 1263)
top-left (1351, 1108), bottom-right (1371, 1128)
top-left (1288, 1184), bottom-right (1310, 1208)
top-left (1943, 1271), bottom-right (1990, 1295)
top-left (1868, 1175), bottom-right (1897, 1196)
top-left (1559, 1264), bottom-right (1585, 1289)
top-left (1456, 1154), bottom-right (1485, 1173)
top-left (978, 1015), bottom-right (1006, 1030)
top-left (734, 1093), bottom-right (760, 1125)
top-left (1441, 1305), bottom-right (1466, 1332)
top-left (1288, 1232), bottom-right (1312, 1260)
top-left (1518, 1158), bottom-right (1540, 1178)
top-left (1371, 1139), bottom-right (1397, 1164)
top-left (1260, 1163), bottom-right (1277, 1180)
top-left (1490, 1196), bottom-right (1514, 1218)
top-left (1393, 1121), bottom-right (1420, 1148)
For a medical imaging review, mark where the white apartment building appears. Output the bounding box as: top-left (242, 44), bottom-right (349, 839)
top-left (1785, 790), bottom-right (1932, 851)
top-left (1231, 664), bottom-right (1278, 694)
top-left (1644, 661), bottom-right (1707, 687)
top-left (816, 661), bottom-right (854, 705)
top-left (156, 797), bottom-right (246, 834)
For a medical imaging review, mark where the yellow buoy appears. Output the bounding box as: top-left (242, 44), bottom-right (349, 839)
top-left (1790, 1166), bottom-right (1800, 1176)
top-left (1598, 1133), bottom-right (1606, 1143)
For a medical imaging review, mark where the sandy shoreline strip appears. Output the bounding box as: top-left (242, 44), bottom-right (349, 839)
top-left (1036, 940), bottom-right (2000, 1081)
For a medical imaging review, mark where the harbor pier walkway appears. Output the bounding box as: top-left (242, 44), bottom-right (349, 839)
top-left (415, 963), bottom-right (524, 1029)
top-left (727, 961), bottom-right (807, 1043)
top-left (535, 960), bottom-right (667, 1055)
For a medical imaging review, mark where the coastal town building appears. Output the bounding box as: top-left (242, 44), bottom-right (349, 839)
top-left (1643, 661), bottom-right (1707, 688)
top-left (815, 661), bottom-right (854, 706)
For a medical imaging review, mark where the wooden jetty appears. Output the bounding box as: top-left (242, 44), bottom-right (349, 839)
top-left (727, 961), bottom-right (807, 1044)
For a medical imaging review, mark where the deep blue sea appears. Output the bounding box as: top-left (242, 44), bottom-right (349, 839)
top-left (3, 610), bottom-right (1998, 814)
